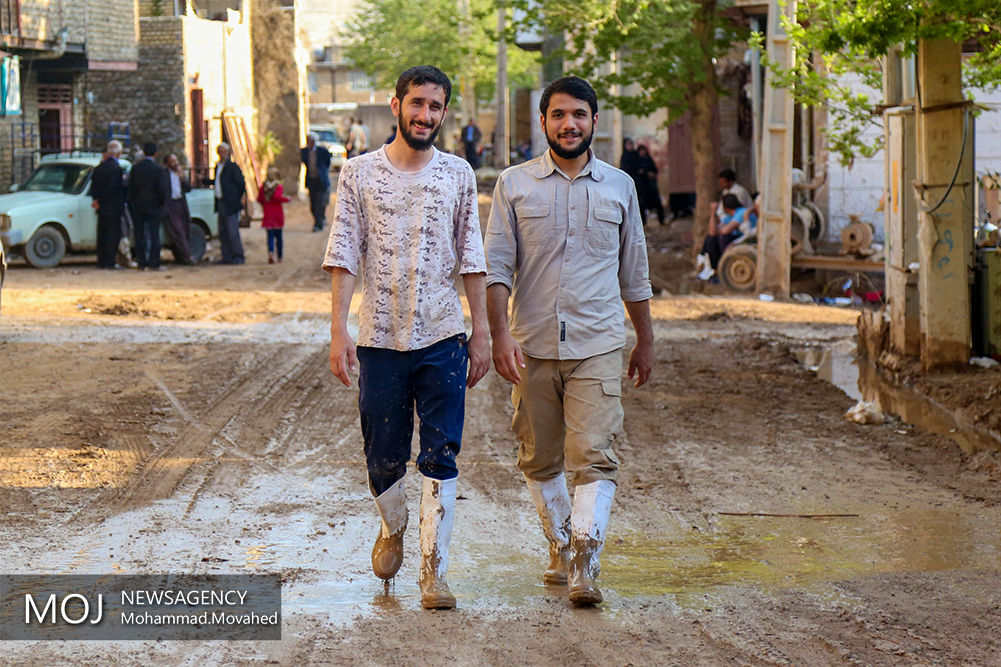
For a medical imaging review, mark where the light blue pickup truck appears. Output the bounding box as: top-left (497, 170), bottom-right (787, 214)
top-left (0, 153), bottom-right (217, 267)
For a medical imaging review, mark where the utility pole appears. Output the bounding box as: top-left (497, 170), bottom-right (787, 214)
top-left (883, 47), bottom-right (921, 358)
top-left (756, 0), bottom-right (796, 297)
top-left (458, 0), bottom-right (477, 121)
top-left (610, 51), bottom-right (622, 168)
top-left (914, 38), bottom-right (973, 369)
top-left (495, 2), bottom-right (510, 168)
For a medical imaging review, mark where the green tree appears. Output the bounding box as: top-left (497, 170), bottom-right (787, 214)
top-left (342, 0), bottom-right (539, 109)
top-left (511, 0), bottom-right (748, 245)
top-left (759, 0), bottom-right (1001, 165)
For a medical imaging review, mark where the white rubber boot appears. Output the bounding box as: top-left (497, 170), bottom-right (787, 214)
top-left (371, 477), bottom-right (408, 580)
top-left (419, 475), bottom-right (457, 609)
top-left (568, 479), bottom-right (615, 607)
top-left (524, 473), bottom-right (572, 584)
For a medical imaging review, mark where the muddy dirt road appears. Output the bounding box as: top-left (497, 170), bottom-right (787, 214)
top-left (1, 201), bottom-right (999, 665)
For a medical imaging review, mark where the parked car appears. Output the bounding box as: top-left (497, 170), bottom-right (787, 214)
top-left (0, 153), bottom-right (217, 268)
top-left (308, 125), bottom-right (348, 169)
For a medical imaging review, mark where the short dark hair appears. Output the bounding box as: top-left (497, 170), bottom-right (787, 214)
top-left (539, 76), bottom-right (598, 116)
top-left (143, 142), bottom-right (158, 156)
top-left (721, 194), bottom-right (742, 210)
top-left (718, 168), bottom-right (736, 182)
top-left (395, 66), bottom-right (452, 107)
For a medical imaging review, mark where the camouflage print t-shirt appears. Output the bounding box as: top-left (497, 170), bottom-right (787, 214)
top-left (322, 146), bottom-right (486, 351)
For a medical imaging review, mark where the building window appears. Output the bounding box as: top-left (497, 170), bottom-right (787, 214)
top-left (307, 72), bottom-right (317, 94)
top-left (348, 71), bottom-right (373, 91)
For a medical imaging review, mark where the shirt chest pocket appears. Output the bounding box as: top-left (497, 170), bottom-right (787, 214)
top-left (585, 205), bottom-right (622, 257)
top-left (515, 203), bottom-right (555, 250)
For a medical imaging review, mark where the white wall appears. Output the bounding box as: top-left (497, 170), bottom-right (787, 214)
top-left (827, 76), bottom-right (1001, 242)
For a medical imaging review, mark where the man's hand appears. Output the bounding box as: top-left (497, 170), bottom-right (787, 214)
top-left (624, 299), bottom-right (654, 388)
top-left (492, 330), bottom-right (525, 385)
top-left (91, 200), bottom-right (99, 210)
top-left (466, 331), bottom-right (490, 388)
top-left (627, 339), bottom-right (653, 387)
top-left (329, 328), bottom-right (358, 386)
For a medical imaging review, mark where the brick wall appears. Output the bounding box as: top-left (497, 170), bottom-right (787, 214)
top-left (13, 0), bottom-right (138, 60)
top-left (82, 18), bottom-right (187, 163)
top-left (18, 0), bottom-right (88, 44)
top-left (86, 0), bottom-right (141, 63)
top-left (82, 9), bottom-right (255, 178)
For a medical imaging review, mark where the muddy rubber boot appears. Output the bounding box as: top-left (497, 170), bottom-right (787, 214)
top-left (419, 476), bottom-right (457, 610)
top-left (568, 479), bottom-right (615, 607)
top-left (524, 473), bottom-right (572, 584)
top-left (371, 477), bottom-right (408, 581)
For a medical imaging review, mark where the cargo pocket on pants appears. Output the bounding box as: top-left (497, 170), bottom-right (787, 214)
top-left (599, 378), bottom-right (623, 468)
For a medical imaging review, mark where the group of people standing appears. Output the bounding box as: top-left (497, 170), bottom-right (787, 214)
top-left (90, 141), bottom-right (199, 270)
top-left (88, 140), bottom-right (249, 269)
top-left (323, 67), bottom-right (653, 610)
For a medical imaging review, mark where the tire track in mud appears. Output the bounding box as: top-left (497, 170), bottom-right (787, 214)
top-left (73, 346), bottom-right (317, 521)
top-left (175, 345), bottom-right (355, 516)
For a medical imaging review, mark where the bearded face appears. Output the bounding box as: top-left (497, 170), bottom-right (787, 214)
top-left (394, 83), bottom-right (448, 151)
top-left (542, 92), bottom-right (596, 161)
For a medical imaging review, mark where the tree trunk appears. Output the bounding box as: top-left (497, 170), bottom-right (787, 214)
top-left (689, 1), bottom-right (719, 259)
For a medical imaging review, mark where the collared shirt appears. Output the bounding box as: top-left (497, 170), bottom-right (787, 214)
top-left (321, 147), bottom-right (487, 351)
top-left (169, 171), bottom-right (183, 200)
top-left (485, 150), bottom-right (653, 361)
top-left (215, 160), bottom-right (225, 199)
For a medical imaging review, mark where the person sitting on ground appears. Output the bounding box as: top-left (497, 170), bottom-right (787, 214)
top-left (258, 166), bottom-right (290, 264)
top-left (696, 194), bottom-right (757, 281)
top-left (710, 168), bottom-right (753, 230)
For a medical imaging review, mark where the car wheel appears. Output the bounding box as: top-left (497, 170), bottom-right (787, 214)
top-left (24, 224), bottom-right (67, 268)
top-left (188, 222), bottom-right (207, 263)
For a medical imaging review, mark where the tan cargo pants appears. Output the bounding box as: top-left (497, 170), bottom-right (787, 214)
top-left (511, 349), bottom-right (623, 486)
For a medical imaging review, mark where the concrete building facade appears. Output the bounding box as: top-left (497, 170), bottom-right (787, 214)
top-left (0, 0), bottom-right (141, 185)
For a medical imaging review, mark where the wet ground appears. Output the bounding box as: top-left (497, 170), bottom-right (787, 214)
top-left (1, 201), bottom-right (1000, 664)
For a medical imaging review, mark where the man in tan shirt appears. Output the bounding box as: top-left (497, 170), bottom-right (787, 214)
top-left (485, 76), bottom-right (654, 607)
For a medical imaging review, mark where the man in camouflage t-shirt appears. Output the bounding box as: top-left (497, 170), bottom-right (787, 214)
top-left (323, 66), bottom-right (489, 610)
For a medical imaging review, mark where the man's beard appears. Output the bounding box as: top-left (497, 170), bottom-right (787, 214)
top-left (545, 124), bottom-right (594, 160)
top-left (399, 115), bottom-right (442, 151)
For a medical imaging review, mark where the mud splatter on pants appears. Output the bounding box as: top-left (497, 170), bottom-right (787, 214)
top-left (357, 334), bottom-right (468, 496)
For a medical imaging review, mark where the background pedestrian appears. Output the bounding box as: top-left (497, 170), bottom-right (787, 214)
top-left (258, 165), bottom-right (290, 264)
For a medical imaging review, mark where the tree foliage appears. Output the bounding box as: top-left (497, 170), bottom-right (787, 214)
top-left (342, 0), bottom-right (539, 107)
top-left (510, 0), bottom-right (747, 120)
top-left (758, 0), bottom-right (1001, 164)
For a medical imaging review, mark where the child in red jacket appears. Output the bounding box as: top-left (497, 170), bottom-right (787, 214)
top-left (258, 166), bottom-right (290, 263)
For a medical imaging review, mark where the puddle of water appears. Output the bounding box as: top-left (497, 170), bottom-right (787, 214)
top-left (600, 507), bottom-right (1000, 604)
top-left (244, 543), bottom-right (282, 570)
top-left (295, 505), bottom-right (1001, 616)
top-left (794, 339), bottom-right (862, 401)
top-left (795, 340), bottom-right (1001, 454)
top-left (858, 356), bottom-right (1001, 454)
